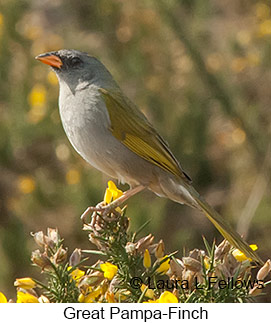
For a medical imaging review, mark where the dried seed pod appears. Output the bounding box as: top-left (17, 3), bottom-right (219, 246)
top-left (135, 234), bottom-right (154, 253)
top-left (69, 248), bottom-right (82, 267)
top-left (249, 285), bottom-right (262, 297)
top-left (125, 242), bottom-right (136, 255)
top-left (52, 245), bottom-right (67, 264)
top-left (88, 232), bottom-right (106, 250)
top-left (223, 253), bottom-right (239, 276)
top-left (32, 231), bottom-right (45, 248)
top-left (45, 228), bottom-right (59, 248)
top-left (257, 259), bottom-right (271, 281)
top-left (182, 269), bottom-right (195, 289)
top-left (215, 263), bottom-right (231, 280)
top-left (182, 257), bottom-right (201, 272)
top-left (105, 291), bottom-right (115, 303)
top-left (155, 240), bottom-right (165, 259)
top-left (109, 275), bottom-right (123, 293)
top-left (215, 239), bottom-right (231, 261)
top-left (31, 249), bottom-right (51, 270)
top-left (38, 295), bottom-right (50, 303)
top-left (78, 272), bottom-right (104, 293)
top-left (189, 249), bottom-right (204, 261)
top-left (168, 258), bottom-right (184, 278)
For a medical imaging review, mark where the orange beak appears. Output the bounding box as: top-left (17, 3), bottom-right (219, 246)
top-left (35, 53), bottom-right (63, 69)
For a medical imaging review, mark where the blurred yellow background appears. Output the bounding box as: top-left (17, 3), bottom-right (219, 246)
top-left (0, 0), bottom-right (271, 300)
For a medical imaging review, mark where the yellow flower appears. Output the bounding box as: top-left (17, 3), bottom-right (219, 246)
top-left (232, 244), bottom-right (258, 262)
top-left (47, 70), bottom-right (58, 85)
top-left (140, 284), bottom-right (154, 299)
top-left (28, 84), bottom-right (46, 108)
top-left (255, 2), bottom-right (270, 20)
top-left (83, 286), bottom-right (103, 303)
top-left (66, 168), bottom-right (81, 185)
top-left (27, 84), bottom-right (47, 124)
top-left (0, 13), bottom-right (4, 27)
top-left (158, 291), bottom-right (178, 303)
top-left (104, 181), bottom-right (123, 204)
top-left (105, 291), bottom-right (116, 303)
top-left (68, 267), bottom-right (85, 282)
top-left (78, 293), bottom-right (85, 303)
top-left (143, 249), bottom-right (151, 269)
top-left (0, 13), bottom-right (4, 36)
top-left (259, 19), bottom-right (271, 36)
top-left (143, 291), bottom-right (178, 303)
top-left (17, 176), bottom-right (36, 194)
top-left (0, 292), bottom-right (7, 303)
top-left (100, 262), bottom-right (118, 280)
top-left (115, 289), bottom-right (131, 301)
top-left (156, 256), bottom-right (170, 274)
top-left (17, 291), bottom-right (39, 303)
top-left (143, 299), bottom-right (158, 303)
top-left (14, 277), bottom-right (36, 289)
top-left (204, 256), bottom-right (210, 270)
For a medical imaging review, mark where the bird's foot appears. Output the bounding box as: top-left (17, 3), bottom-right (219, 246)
top-left (81, 185), bottom-right (145, 225)
top-left (80, 202), bottom-right (120, 226)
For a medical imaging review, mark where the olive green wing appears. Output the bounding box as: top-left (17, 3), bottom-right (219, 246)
top-left (99, 88), bottom-right (191, 183)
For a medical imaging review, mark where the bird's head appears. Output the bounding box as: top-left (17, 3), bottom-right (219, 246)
top-left (35, 49), bottom-right (118, 92)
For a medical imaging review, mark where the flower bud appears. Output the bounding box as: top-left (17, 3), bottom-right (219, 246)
top-left (143, 249), bottom-right (151, 269)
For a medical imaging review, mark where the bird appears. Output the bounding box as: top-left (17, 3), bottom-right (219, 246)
top-left (36, 49), bottom-right (263, 264)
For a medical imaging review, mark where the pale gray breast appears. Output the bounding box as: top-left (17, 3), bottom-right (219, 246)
top-left (58, 83), bottom-right (114, 168)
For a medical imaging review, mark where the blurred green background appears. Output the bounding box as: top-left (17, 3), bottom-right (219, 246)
top-left (1, 0), bottom-right (271, 300)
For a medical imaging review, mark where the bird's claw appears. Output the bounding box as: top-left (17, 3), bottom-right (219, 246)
top-left (80, 201), bottom-right (119, 228)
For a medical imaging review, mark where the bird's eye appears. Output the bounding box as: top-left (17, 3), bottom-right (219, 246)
top-left (70, 57), bottom-right (82, 68)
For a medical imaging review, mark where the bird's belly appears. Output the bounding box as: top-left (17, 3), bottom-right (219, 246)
top-left (59, 101), bottom-right (153, 187)
top-left (60, 106), bottom-right (114, 173)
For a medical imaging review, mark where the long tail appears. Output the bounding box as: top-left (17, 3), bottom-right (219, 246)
top-left (187, 186), bottom-right (263, 265)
